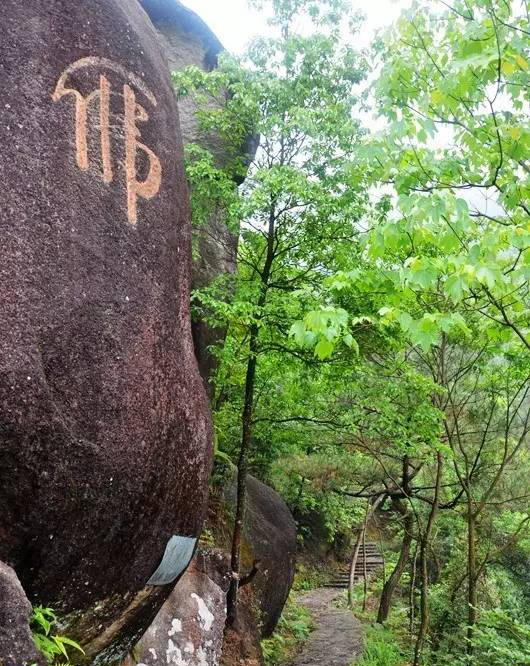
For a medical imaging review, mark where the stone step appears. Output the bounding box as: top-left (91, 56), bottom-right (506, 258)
top-left (331, 569), bottom-right (377, 580)
top-left (329, 572), bottom-right (380, 581)
top-left (334, 563), bottom-right (383, 573)
top-left (335, 562), bottom-right (383, 576)
top-left (324, 581), bottom-right (377, 589)
top-left (332, 571), bottom-right (380, 579)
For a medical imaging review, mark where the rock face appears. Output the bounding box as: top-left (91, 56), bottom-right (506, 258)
top-left (225, 476), bottom-right (298, 637)
top-left (124, 550), bottom-right (230, 666)
top-left (139, 0), bottom-right (258, 394)
top-left (0, 0), bottom-right (211, 662)
top-left (0, 562), bottom-right (46, 666)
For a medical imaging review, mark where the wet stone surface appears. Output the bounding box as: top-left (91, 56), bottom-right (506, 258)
top-left (288, 589), bottom-right (363, 666)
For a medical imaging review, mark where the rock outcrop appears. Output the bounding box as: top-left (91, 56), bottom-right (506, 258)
top-left (0, 562), bottom-right (46, 666)
top-left (125, 474), bottom-right (295, 664)
top-left (0, 0), bottom-right (211, 662)
top-left (124, 551), bottom-right (230, 666)
top-left (139, 0), bottom-right (258, 394)
top-left (225, 476), bottom-right (297, 637)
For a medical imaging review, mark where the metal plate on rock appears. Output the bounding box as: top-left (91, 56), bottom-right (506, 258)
top-left (147, 535), bottom-right (197, 586)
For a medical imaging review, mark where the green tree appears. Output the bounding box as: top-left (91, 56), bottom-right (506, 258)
top-left (179, 0), bottom-right (369, 625)
top-left (365, 0), bottom-right (530, 351)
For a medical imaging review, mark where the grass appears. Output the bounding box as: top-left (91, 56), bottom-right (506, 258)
top-left (261, 595), bottom-right (314, 665)
top-left (354, 624), bottom-right (407, 666)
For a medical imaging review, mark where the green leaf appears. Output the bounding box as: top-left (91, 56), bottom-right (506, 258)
top-left (343, 334), bottom-right (360, 356)
top-left (314, 338), bottom-right (334, 360)
top-left (289, 320), bottom-right (306, 345)
top-left (445, 274), bottom-right (466, 302)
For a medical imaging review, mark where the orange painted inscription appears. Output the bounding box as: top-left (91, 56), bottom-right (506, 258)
top-left (52, 57), bottom-right (162, 226)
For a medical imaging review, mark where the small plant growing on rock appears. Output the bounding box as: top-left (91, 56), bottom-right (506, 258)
top-left (31, 606), bottom-right (84, 665)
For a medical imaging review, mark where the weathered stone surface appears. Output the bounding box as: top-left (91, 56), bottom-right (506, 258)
top-left (0, 0), bottom-right (212, 662)
top-left (225, 476), bottom-right (297, 637)
top-left (124, 550), bottom-right (230, 666)
top-left (139, 0), bottom-right (258, 394)
top-left (0, 561), bottom-right (46, 666)
top-left (139, 0), bottom-right (226, 159)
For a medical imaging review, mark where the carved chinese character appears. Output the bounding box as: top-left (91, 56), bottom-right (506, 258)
top-left (52, 56), bottom-right (162, 225)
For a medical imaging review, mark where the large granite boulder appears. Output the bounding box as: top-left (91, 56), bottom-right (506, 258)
top-left (225, 476), bottom-right (297, 637)
top-left (0, 562), bottom-right (46, 666)
top-left (123, 550), bottom-right (230, 666)
top-left (0, 1), bottom-right (211, 663)
top-left (139, 0), bottom-right (258, 394)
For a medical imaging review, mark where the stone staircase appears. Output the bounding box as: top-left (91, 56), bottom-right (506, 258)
top-left (325, 542), bottom-right (384, 588)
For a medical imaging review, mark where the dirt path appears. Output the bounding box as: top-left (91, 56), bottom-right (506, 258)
top-left (287, 588), bottom-right (363, 666)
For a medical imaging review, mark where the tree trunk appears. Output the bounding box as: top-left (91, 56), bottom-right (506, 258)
top-left (413, 535), bottom-right (430, 666)
top-left (226, 198), bottom-right (278, 627)
top-left (467, 508), bottom-right (477, 653)
top-left (348, 528), bottom-right (364, 608)
top-left (362, 524), bottom-right (368, 612)
top-left (380, 532), bottom-right (386, 585)
top-left (410, 540), bottom-right (419, 641)
top-left (348, 494), bottom-right (385, 608)
top-left (377, 501), bottom-right (413, 624)
top-left (413, 452), bottom-right (443, 666)
top-left (226, 329), bottom-right (258, 627)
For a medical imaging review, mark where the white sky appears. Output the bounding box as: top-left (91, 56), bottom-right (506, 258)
top-left (182, 0), bottom-right (410, 54)
top-left (181, 0), bottom-right (506, 217)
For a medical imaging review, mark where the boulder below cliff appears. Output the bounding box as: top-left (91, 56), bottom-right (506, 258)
top-left (0, 562), bottom-right (45, 666)
top-left (224, 475), bottom-right (297, 637)
top-left (125, 473), bottom-right (295, 664)
top-left (123, 550), bottom-right (230, 666)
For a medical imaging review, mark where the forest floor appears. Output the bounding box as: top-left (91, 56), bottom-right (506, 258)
top-left (286, 587), bottom-right (363, 666)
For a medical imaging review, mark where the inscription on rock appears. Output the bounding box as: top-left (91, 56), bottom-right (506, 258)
top-left (52, 56), bottom-right (162, 225)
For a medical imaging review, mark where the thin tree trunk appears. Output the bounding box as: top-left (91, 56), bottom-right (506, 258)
top-left (362, 524), bottom-right (368, 612)
top-left (348, 494), bottom-right (384, 607)
top-left (413, 452), bottom-right (443, 666)
top-left (348, 528), bottom-right (364, 608)
top-left (226, 328), bottom-right (258, 627)
top-left (377, 502), bottom-right (413, 624)
top-left (226, 198), bottom-right (277, 627)
top-left (414, 536), bottom-right (430, 665)
top-left (378, 456), bottom-right (413, 624)
top-left (410, 540), bottom-right (419, 641)
top-left (379, 531), bottom-right (386, 586)
top-left (467, 508), bottom-right (477, 653)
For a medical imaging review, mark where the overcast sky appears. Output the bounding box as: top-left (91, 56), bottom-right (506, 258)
top-left (182, 0), bottom-right (411, 53)
top-left (181, 0), bottom-right (505, 217)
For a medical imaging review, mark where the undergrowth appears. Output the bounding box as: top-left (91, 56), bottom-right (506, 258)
top-left (292, 562), bottom-right (328, 591)
top-left (354, 624), bottom-right (405, 666)
top-left (261, 595), bottom-right (313, 665)
top-left (31, 606), bottom-right (84, 665)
